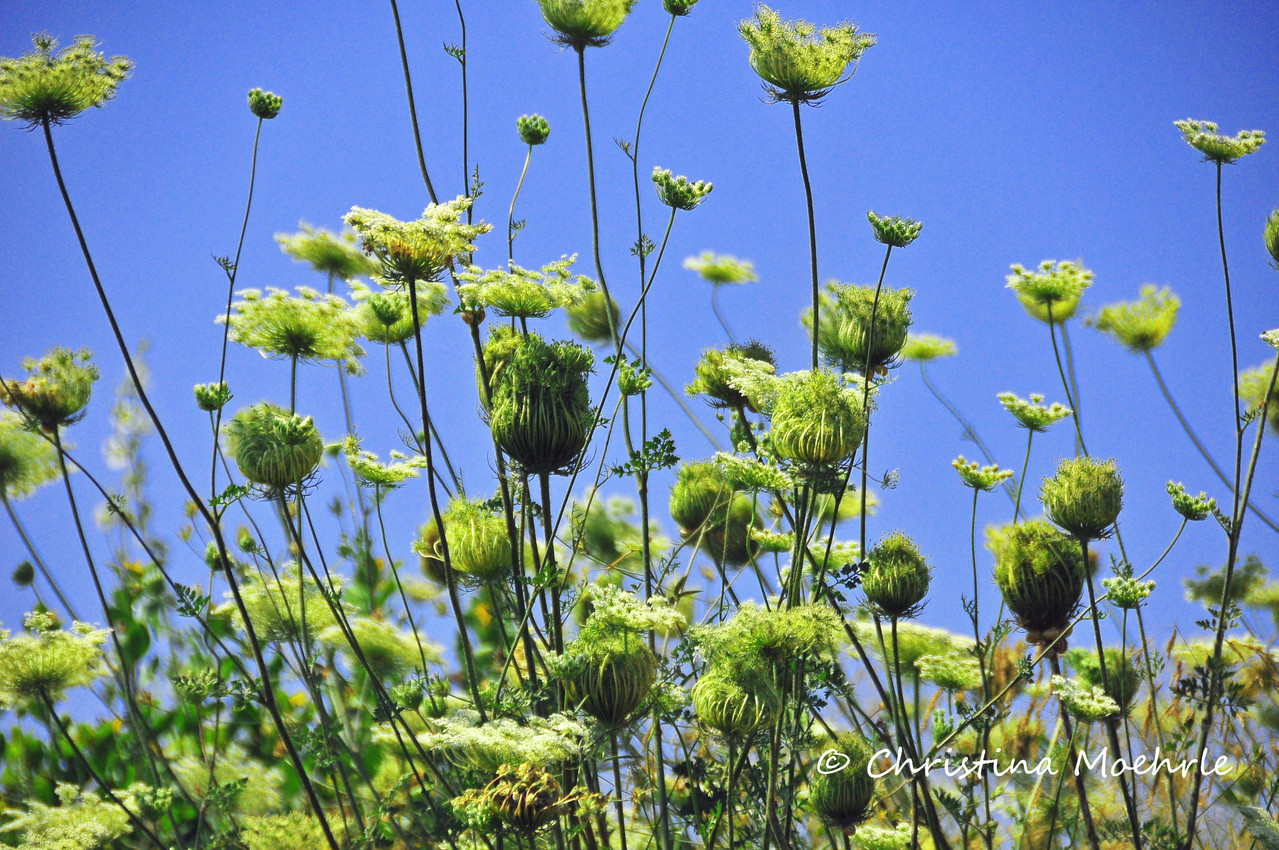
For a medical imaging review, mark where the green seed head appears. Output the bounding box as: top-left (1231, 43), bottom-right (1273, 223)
top-left (193, 381), bottom-right (232, 413)
top-left (1175, 119), bottom-right (1265, 164)
top-left (1166, 481), bottom-right (1215, 522)
top-left (224, 403), bottom-right (323, 489)
top-left (686, 341), bottom-right (776, 410)
top-left (414, 519), bottom-right (446, 585)
top-left (443, 498), bottom-right (512, 584)
top-left (769, 370), bottom-right (866, 467)
top-left (692, 665), bottom-right (781, 738)
top-left (535, 0), bottom-right (639, 49)
top-left (809, 732), bottom-right (876, 834)
top-left (565, 291), bottom-right (619, 344)
top-left (1102, 574), bottom-right (1155, 610)
top-left (738, 5), bottom-right (875, 105)
top-left (560, 638), bottom-right (657, 726)
top-left (861, 531), bottom-right (932, 618)
top-left (994, 520), bottom-right (1087, 636)
top-left (805, 283), bottom-right (914, 374)
top-left (0, 347), bottom-right (99, 431)
top-left (669, 461), bottom-right (761, 567)
top-left (0, 34), bottom-right (132, 127)
top-left (652, 167), bottom-right (713, 211)
top-left (517, 113), bottom-right (551, 146)
top-left (663, 0), bottom-right (699, 16)
top-left (11, 561), bottom-right (35, 587)
top-left (866, 211), bottom-right (922, 248)
top-left (1090, 285), bottom-right (1180, 353)
top-left (997, 392), bottom-right (1072, 433)
top-left (247, 87), bottom-right (282, 119)
top-left (1041, 456), bottom-right (1124, 540)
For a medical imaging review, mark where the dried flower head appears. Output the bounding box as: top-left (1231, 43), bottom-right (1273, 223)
top-left (738, 6), bottom-right (876, 104)
top-left (900, 334), bottom-right (956, 363)
top-left (809, 732), bottom-right (876, 834)
top-left (997, 392), bottom-right (1072, 433)
top-left (350, 279), bottom-right (450, 345)
top-left (953, 456), bottom-right (1014, 492)
top-left (224, 403), bottom-right (324, 489)
top-left (518, 113), bottom-right (551, 145)
top-left (861, 531), bottom-right (932, 618)
top-left (459, 256), bottom-right (596, 320)
top-left (536, 0), bottom-right (639, 49)
top-left (276, 224), bottom-right (379, 282)
top-left (1041, 456), bottom-right (1124, 540)
top-left (1007, 259), bottom-right (1094, 324)
top-left (994, 519), bottom-right (1087, 640)
top-left (0, 612), bottom-right (109, 707)
top-left (1167, 481), bottom-right (1215, 522)
top-left (915, 651), bottom-right (982, 692)
top-left (344, 197), bottom-right (489, 285)
top-left (683, 251), bottom-right (758, 286)
top-left (221, 287), bottom-right (365, 375)
top-left (566, 291), bottom-right (620, 344)
top-left (1051, 674), bottom-right (1118, 723)
top-left (452, 763), bottom-right (582, 834)
top-left (247, 87), bottom-right (281, 120)
top-left (866, 211), bottom-right (922, 248)
top-left (1090, 285), bottom-right (1180, 353)
top-left (0, 34), bottom-right (131, 127)
top-left (652, 167), bottom-right (713, 211)
top-left (1174, 119), bottom-right (1265, 164)
top-left (805, 283), bottom-right (915, 374)
top-left (687, 341), bottom-right (776, 410)
top-left (769, 370), bottom-right (866, 466)
top-left (0, 412), bottom-right (60, 499)
top-left (0, 347), bottom-right (99, 431)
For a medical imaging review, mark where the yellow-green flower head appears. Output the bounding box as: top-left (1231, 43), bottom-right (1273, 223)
top-left (487, 330), bottom-right (594, 475)
top-left (1240, 363), bottom-right (1279, 435)
top-left (715, 452), bottom-right (794, 492)
top-left (692, 665), bottom-right (781, 737)
top-left (1265, 209), bottom-right (1279, 269)
top-left (239, 813), bottom-right (327, 850)
top-left (172, 744), bottom-right (284, 814)
top-left (852, 824), bottom-right (912, 850)
top-left (952, 455), bottom-right (1014, 492)
top-left (1041, 456), bottom-right (1124, 540)
top-left (535, 0), bottom-right (639, 49)
top-left (443, 497), bottom-right (512, 583)
top-left (1102, 574), bottom-right (1155, 610)
top-left (770, 370), bottom-right (866, 466)
top-left (340, 435), bottom-right (426, 490)
top-left (695, 603), bottom-right (844, 669)
top-left (0, 412), bottom-right (60, 499)
top-left (652, 166), bottom-right (713, 211)
top-left (866, 211), bottom-right (922, 249)
top-left (225, 402), bottom-right (324, 489)
top-left (669, 459), bottom-right (732, 533)
top-left (0, 612), bottom-right (108, 707)
top-left (854, 619), bottom-right (970, 671)
top-left (683, 251), bottom-right (758, 285)
top-left (995, 520), bottom-right (1086, 638)
top-left (0, 347), bottom-right (99, 431)
top-left (804, 282), bottom-right (915, 374)
top-left (320, 616), bottom-right (438, 680)
top-left (900, 333), bottom-right (956, 363)
top-left (1174, 119), bottom-right (1265, 164)
top-left (1064, 647), bottom-right (1140, 716)
top-left (413, 518), bottom-right (446, 584)
top-left (247, 87), bottom-right (281, 120)
top-left (1007, 260), bottom-right (1094, 324)
top-left (915, 651), bottom-right (982, 693)
top-left (349, 279), bottom-right (449, 345)
top-left (414, 710), bottom-right (587, 771)
top-left (739, 5), bottom-right (876, 105)
top-left (687, 341), bottom-right (776, 410)
top-left (344, 196), bottom-right (489, 285)
top-left (997, 392), bottom-right (1071, 433)
top-left (562, 291), bottom-right (617, 347)
top-left (193, 381), bottom-right (232, 413)
top-left (1090, 284), bottom-right (1180, 353)
top-left (664, 0), bottom-right (699, 16)
top-left (3, 782), bottom-right (134, 848)
top-left (518, 113), bottom-right (551, 146)
top-left (276, 224), bottom-right (379, 282)
top-left (861, 531), bottom-right (932, 618)
top-left (1166, 481), bottom-right (1215, 522)
top-left (458, 256), bottom-right (596, 320)
top-left (222, 287), bottom-right (365, 374)
top-left (0, 34), bottom-right (131, 127)
top-left (1050, 673), bottom-right (1118, 723)
top-left (809, 732), bottom-right (876, 834)
top-left (216, 564), bottom-right (345, 644)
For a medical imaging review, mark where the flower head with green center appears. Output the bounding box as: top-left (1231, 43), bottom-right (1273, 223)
top-left (769, 369), bottom-right (867, 466)
top-left (0, 34), bottom-right (132, 127)
top-left (652, 167), bottom-right (713, 211)
top-left (866, 211), bottom-right (922, 248)
top-left (320, 616), bottom-right (439, 679)
top-left (861, 531), bottom-right (932, 618)
top-left (224, 403), bottom-right (324, 489)
top-left (349, 279), bottom-right (449, 345)
top-left (0, 612), bottom-right (109, 708)
top-left (215, 564), bottom-right (345, 644)
top-left (1265, 210), bottom-right (1279, 269)
top-left (247, 87), bottom-right (281, 120)
top-left (804, 283), bottom-right (915, 374)
top-left (714, 452), bottom-right (793, 492)
top-left (1065, 647), bottom-right (1140, 716)
top-left (1167, 481), bottom-right (1215, 522)
top-left (193, 381), bottom-right (232, 413)
top-left (683, 251), bottom-right (758, 285)
top-left (809, 732), bottom-right (876, 834)
top-left (994, 519), bottom-right (1087, 640)
top-left (0, 413), bottom-right (59, 500)
top-left (953, 456), bottom-right (1014, 492)
top-left (915, 652), bottom-right (982, 692)
top-left (687, 341), bottom-right (776, 410)
top-left (458, 256), bottom-right (596, 320)
top-left (344, 196), bottom-right (489, 285)
top-left (1, 782), bottom-right (136, 848)
top-left (997, 392), bottom-right (1072, 433)
top-left (535, 0), bottom-right (639, 49)
top-left (901, 334), bottom-right (956, 363)
top-left (1090, 284), bottom-right (1180, 353)
top-left (442, 497), bottom-right (512, 583)
top-left (0, 347), bottom-right (99, 431)
top-left (1240, 363), bottom-right (1279, 434)
top-left (340, 435), bottom-right (426, 490)
top-left (413, 710), bottom-right (587, 771)
top-left (1041, 456), bottom-right (1124, 540)
top-left (1102, 574), bottom-right (1155, 610)
top-left (566, 291), bottom-right (619, 344)
top-left (739, 5), bottom-right (876, 105)
top-left (276, 224), bottom-right (378, 282)
top-left (518, 113), bottom-right (550, 145)
top-left (1174, 119), bottom-right (1265, 164)
top-left (1007, 260), bottom-right (1094, 324)
top-left (694, 603), bottom-right (844, 671)
top-left (221, 287), bottom-right (365, 375)
top-left (1051, 674), bottom-right (1118, 723)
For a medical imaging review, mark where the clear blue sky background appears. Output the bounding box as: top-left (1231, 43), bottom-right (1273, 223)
top-left (1, 2), bottom-right (1276, 670)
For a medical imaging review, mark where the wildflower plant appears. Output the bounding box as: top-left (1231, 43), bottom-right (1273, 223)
top-left (683, 251), bottom-right (757, 285)
top-left (1090, 284), bottom-right (1181, 353)
top-left (457, 256), bottom-right (596, 319)
top-left (0, 346), bottom-right (100, 430)
top-left (0, 612), bottom-right (109, 708)
top-left (738, 5), bottom-right (876, 104)
top-left (1006, 259), bottom-right (1094, 324)
top-left (652, 167), bottom-right (713, 211)
top-left (804, 283), bottom-right (915, 374)
top-left (1174, 118), bottom-right (1266, 164)
top-left (536, 0), bottom-right (639, 49)
top-left (222, 287), bottom-right (365, 374)
top-left (997, 391), bottom-right (1072, 432)
top-left (0, 34), bottom-right (132, 126)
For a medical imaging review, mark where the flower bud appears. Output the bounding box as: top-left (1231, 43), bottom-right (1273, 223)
top-left (770, 370), bottom-right (865, 466)
top-left (1040, 456), bottom-right (1124, 540)
top-left (536, 0), bottom-right (638, 49)
top-left (664, 0), bottom-right (699, 15)
top-left (193, 381), bottom-right (231, 412)
top-left (809, 733), bottom-right (876, 834)
top-left (224, 403), bottom-right (323, 489)
top-left (247, 87), bottom-right (282, 119)
top-left (652, 167), bottom-right (712, 211)
top-left (866, 211), bottom-right (922, 248)
top-left (692, 666), bottom-right (780, 738)
top-left (11, 561), bottom-right (35, 587)
top-left (517, 113), bottom-right (550, 146)
top-left (861, 531), bottom-right (931, 618)
top-left (1167, 481), bottom-right (1215, 522)
top-left (806, 284), bottom-right (914, 374)
top-left (994, 520), bottom-right (1086, 643)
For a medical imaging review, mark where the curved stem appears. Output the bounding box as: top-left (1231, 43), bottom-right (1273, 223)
top-left (388, 0), bottom-right (439, 203)
top-left (1013, 429), bottom-right (1034, 524)
top-left (1046, 305), bottom-right (1088, 456)
top-left (790, 99), bottom-right (821, 370)
top-left (2, 492), bottom-right (79, 619)
top-left (508, 146), bottom-right (532, 264)
top-left (968, 487), bottom-right (994, 850)
top-left (917, 362), bottom-right (1016, 504)
top-left (711, 285), bottom-right (736, 343)
top-left (857, 245), bottom-right (893, 559)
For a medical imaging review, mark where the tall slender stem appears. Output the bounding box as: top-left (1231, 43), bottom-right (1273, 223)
top-left (791, 99), bottom-right (820, 370)
top-left (388, 0), bottom-right (438, 203)
top-left (508, 146), bottom-right (532, 264)
top-left (2, 493), bottom-right (79, 619)
top-left (967, 487), bottom-right (994, 850)
top-left (1013, 429), bottom-right (1034, 524)
top-left (1046, 656), bottom-right (1102, 850)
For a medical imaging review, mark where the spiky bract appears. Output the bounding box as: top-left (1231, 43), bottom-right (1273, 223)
top-left (769, 370), bottom-right (866, 466)
top-left (805, 283), bottom-right (914, 374)
top-left (994, 520), bottom-right (1086, 639)
top-left (1041, 456), bottom-right (1124, 540)
top-left (225, 403), bottom-right (323, 489)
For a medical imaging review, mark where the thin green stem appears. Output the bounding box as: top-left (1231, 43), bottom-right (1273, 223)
top-left (388, 0), bottom-right (438, 203)
top-left (968, 487), bottom-right (994, 850)
top-left (508, 145), bottom-right (532, 264)
top-left (1048, 653), bottom-right (1102, 850)
top-left (791, 99), bottom-right (820, 370)
top-left (2, 492), bottom-right (79, 619)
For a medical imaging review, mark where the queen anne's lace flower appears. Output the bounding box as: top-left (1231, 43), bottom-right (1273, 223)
top-left (221, 287), bottom-right (365, 375)
top-left (457, 257), bottom-right (595, 319)
top-left (683, 252), bottom-right (757, 285)
top-left (1007, 260), bottom-right (1093, 324)
top-left (0, 412), bottom-right (60, 499)
top-left (739, 6), bottom-right (875, 104)
top-left (0, 34), bottom-right (131, 127)
top-left (0, 612), bottom-right (109, 708)
top-left (1175, 119), bottom-right (1265, 164)
top-left (997, 392), bottom-right (1072, 433)
top-left (1090, 285), bottom-right (1180, 353)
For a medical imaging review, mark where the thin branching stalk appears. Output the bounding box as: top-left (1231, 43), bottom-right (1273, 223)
top-left (389, 0), bottom-right (439, 203)
top-left (508, 145), bottom-right (533, 264)
top-left (1047, 654), bottom-right (1102, 850)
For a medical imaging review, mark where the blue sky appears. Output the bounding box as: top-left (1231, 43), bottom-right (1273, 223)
top-left (1, 1), bottom-right (1277, 661)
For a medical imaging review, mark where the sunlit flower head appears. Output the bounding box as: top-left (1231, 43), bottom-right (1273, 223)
top-left (1007, 260), bottom-right (1093, 324)
top-left (349, 279), bottom-right (449, 345)
top-left (686, 341), bottom-right (776, 410)
top-left (340, 435), bottom-right (426, 490)
top-left (739, 5), bottom-right (875, 104)
top-left (900, 333), bottom-right (956, 363)
top-left (215, 564), bottom-right (346, 644)
top-left (1265, 209), bottom-right (1279, 269)
top-left (518, 113), bottom-right (551, 146)
top-left (652, 167), bottom-right (713, 211)
top-left (866, 211), bottom-right (922, 248)
top-left (0, 34), bottom-right (131, 127)
top-left (247, 87), bottom-right (281, 120)
top-left (1, 782), bottom-right (135, 848)
top-left (344, 197), bottom-right (489, 285)
top-left (1090, 284), bottom-right (1180, 353)
top-left (1167, 481), bottom-right (1215, 522)
top-left (0, 412), bottom-right (60, 499)
top-left (276, 224), bottom-right (378, 282)
top-left (861, 531), bottom-right (932, 619)
top-left (1051, 674), bottom-right (1118, 723)
top-left (997, 392), bottom-right (1071, 433)
top-left (769, 369), bottom-right (867, 467)
top-left (224, 403), bottom-right (324, 490)
top-left (952, 456), bottom-right (1014, 492)
top-left (804, 282), bottom-right (915, 374)
top-left (221, 287), bottom-right (365, 375)
top-left (1103, 574), bottom-right (1155, 610)
top-left (915, 652), bottom-right (982, 693)
top-left (0, 612), bottom-right (109, 708)
top-left (458, 256), bottom-right (596, 320)
top-left (320, 616), bottom-right (438, 680)
top-left (1041, 456), bottom-right (1124, 541)
top-left (1174, 119), bottom-right (1265, 164)
top-left (0, 346), bottom-right (99, 431)
top-left (413, 710), bottom-right (587, 771)
top-left (535, 0), bottom-right (639, 49)
top-left (171, 744), bottom-right (284, 815)
top-left (1240, 363), bottom-right (1279, 435)
top-left (664, 0), bottom-right (700, 16)
top-left (683, 251), bottom-right (757, 286)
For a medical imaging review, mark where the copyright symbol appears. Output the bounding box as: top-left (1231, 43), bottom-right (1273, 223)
top-left (816, 748), bottom-right (851, 775)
